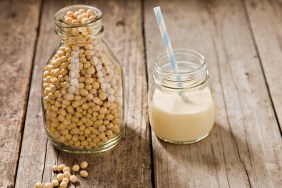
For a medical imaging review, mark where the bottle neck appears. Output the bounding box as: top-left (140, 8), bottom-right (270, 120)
top-left (54, 5), bottom-right (103, 43)
top-left (153, 49), bottom-right (209, 90)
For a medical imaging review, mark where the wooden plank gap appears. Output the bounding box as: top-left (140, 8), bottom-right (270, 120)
top-left (141, 0), bottom-right (156, 187)
top-left (241, 0), bottom-right (282, 136)
top-left (13, 0), bottom-right (45, 186)
top-left (213, 37), bottom-right (251, 188)
top-left (0, 0), bottom-right (42, 187)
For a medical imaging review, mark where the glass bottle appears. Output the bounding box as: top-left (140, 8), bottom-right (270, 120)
top-left (148, 49), bottom-right (215, 144)
top-left (42, 5), bottom-right (124, 153)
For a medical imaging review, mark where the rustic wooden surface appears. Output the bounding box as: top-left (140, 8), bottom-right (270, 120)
top-left (145, 0), bottom-right (282, 187)
top-left (15, 0), bottom-right (151, 187)
top-left (0, 0), bottom-right (41, 187)
top-left (0, 0), bottom-right (281, 187)
top-left (244, 0), bottom-right (282, 130)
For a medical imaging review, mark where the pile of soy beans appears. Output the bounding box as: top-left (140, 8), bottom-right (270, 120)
top-left (42, 7), bottom-right (122, 150)
top-left (35, 161), bottom-right (89, 188)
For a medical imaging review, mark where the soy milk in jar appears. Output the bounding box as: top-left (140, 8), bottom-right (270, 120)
top-left (148, 49), bottom-right (215, 143)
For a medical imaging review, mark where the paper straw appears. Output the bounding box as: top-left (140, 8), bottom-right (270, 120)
top-left (154, 6), bottom-right (185, 92)
top-left (153, 6), bottom-right (178, 71)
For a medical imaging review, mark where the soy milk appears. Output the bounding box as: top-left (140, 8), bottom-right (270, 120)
top-left (149, 87), bottom-right (215, 142)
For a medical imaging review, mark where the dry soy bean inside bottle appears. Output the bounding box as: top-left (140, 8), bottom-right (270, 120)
top-left (42, 5), bottom-right (124, 153)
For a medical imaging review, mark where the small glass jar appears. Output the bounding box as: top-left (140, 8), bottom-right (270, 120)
top-left (42, 5), bottom-right (124, 153)
top-left (148, 49), bottom-right (215, 144)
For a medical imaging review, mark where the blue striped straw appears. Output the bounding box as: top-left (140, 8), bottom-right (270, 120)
top-left (154, 6), bottom-right (178, 72)
top-left (154, 6), bottom-right (187, 102)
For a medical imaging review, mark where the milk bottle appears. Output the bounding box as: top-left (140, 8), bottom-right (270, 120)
top-left (148, 49), bottom-right (215, 143)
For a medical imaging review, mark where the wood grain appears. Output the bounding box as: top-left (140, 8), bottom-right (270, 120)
top-left (244, 0), bottom-right (282, 131)
top-left (144, 0), bottom-right (282, 187)
top-left (15, 0), bottom-right (152, 187)
top-left (0, 0), bottom-right (41, 187)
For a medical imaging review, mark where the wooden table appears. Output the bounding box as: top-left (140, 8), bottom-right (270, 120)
top-left (0, 0), bottom-right (281, 187)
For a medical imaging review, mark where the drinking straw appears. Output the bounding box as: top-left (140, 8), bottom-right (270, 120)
top-left (154, 6), bottom-right (187, 89)
top-left (154, 6), bottom-right (188, 102)
top-left (153, 6), bottom-right (179, 71)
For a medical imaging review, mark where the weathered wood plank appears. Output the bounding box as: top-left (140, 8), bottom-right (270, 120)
top-left (16, 0), bottom-right (151, 187)
top-left (0, 0), bottom-right (41, 187)
top-left (144, 0), bottom-right (282, 187)
top-left (15, 1), bottom-right (68, 186)
top-left (244, 0), bottom-right (282, 131)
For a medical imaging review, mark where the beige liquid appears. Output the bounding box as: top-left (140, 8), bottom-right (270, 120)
top-left (149, 87), bottom-right (215, 143)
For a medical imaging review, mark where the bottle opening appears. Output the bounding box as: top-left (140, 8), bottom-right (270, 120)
top-left (55, 5), bottom-right (103, 40)
top-left (154, 49), bottom-right (208, 89)
top-left (55, 5), bottom-right (102, 27)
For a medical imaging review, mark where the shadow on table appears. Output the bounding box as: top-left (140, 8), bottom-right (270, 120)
top-left (53, 123), bottom-right (152, 187)
top-left (151, 121), bottom-right (260, 186)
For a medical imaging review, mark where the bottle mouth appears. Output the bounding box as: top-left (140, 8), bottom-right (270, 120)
top-left (54, 5), bottom-right (104, 40)
top-left (55, 5), bottom-right (102, 28)
top-left (154, 49), bottom-right (208, 89)
top-left (155, 49), bottom-right (206, 74)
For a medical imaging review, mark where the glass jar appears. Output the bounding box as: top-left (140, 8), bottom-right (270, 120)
top-left (148, 49), bottom-right (215, 144)
top-left (42, 5), bottom-right (124, 153)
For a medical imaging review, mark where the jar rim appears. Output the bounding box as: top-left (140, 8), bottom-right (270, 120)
top-left (155, 49), bottom-right (206, 75)
top-left (55, 5), bottom-right (102, 28)
top-left (153, 49), bottom-right (208, 90)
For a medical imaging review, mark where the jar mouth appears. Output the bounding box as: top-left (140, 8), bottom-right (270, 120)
top-left (155, 49), bottom-right (206, 75)
top-left (55, 5), bottom-right (102, 28)
top-left (153, 49), bottom-right (208, 89)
